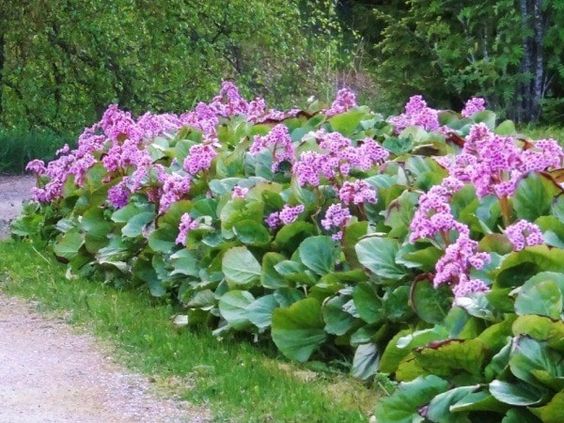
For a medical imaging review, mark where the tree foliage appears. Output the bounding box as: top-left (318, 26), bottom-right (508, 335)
top-left (0, 0), bottom-right (344, 132)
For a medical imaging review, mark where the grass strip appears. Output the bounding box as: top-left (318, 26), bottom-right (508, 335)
top-left (0, 240), bottom-right (375, 422)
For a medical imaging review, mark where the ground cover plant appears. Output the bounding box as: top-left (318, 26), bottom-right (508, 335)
top-left (13, 83), bottom-right (564, 422)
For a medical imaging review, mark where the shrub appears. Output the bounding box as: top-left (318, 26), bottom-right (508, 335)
top-left (0, 128), bottom-right (74, 174)
top-left (13, 85), bottom-right (564, 422)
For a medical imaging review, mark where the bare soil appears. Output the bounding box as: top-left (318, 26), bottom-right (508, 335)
top-left (0, 294), bottom-right (210, 423)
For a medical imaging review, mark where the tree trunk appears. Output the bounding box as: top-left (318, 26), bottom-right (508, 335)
top-left (519, 0), bottom-right (533, 122)
top-left (531, 0), bottom-right (545, 121)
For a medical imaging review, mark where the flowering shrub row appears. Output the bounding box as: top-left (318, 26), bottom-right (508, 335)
top-left (14, 83), bottom-right (564, 422)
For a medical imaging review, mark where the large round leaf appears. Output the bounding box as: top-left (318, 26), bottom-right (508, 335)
top-left (489, 380), bottom-right (548, 406)
top-left (218, 290), bottom-right (254, 329)
top-left (515, 272), bottom-right (564, 319)
top-left (271, 298), bottom-right (327, 362)
top-left (53, 229), bottom-right (84, 260)
top-left (297, 235), bottom-right (337, 276)
top-left (513, 173), bottom-right (560, 221)
top-left (222, 246), bottom-right (261, 286)
top-left (246, 294), bottom-right (278, 329)
top-left (355, 236), bottom-right (406, 280)
top-left (375, 375), bottom-right (448, 423)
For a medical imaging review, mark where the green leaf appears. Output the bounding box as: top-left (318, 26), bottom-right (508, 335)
top-left (246, 294), bottom-right (278, 330)
top-left (502, 408), bottom-right (541, 423)
top-left (322, 295), bottom-right (355, 336)
top-left (536, 216), bottom-right (564, 248)
top-left (273, 221), bottom-right (316, 252)
top-left (450, 390), bottom-right (507, 413)
top-left (489, 380), bottom-right (547, 406)
top-left (472, 110), bottom-right (496, 128)
top-left (427, 385), bottom-right (478, 423)
top-left (495, 120), bottom-right (516, 135)
top-left (122, 212), bottom-right (154, 238)
top-left (328, 109), bottom-right (367, 135)
top-left (298, 235), bottom-right (337, 275)
top-left (496, 246), bottom-right (564, 288)
top-left (513, 173), bottom-right (559, 221)
top-left (355, 237), bottom-right (406, 280)
top-left (271, 298), bottom-right (327, 362)
top-left (530, 391), bottom-right (564, 423)
top-left (512, 315), bottom-right (564, 352)
top-left (261, 252), bottom-right (288, 289)
top-left (351, 343), bottom-right (379, 380)
top-left (353, 283), bottom-right (383, 324)
top-left (374, 375), bottom-right (449, 423)
top-left (509, 336), bottom-right (564, 389)
top-left (222, 246), bottom-right (261, 287)
top-left (233, 219), bottom-right (271, 246)
top-left (218, 290), bottom-right (254, 330)
top-left (170, 249), bottom-right (199, 277)
top-left (515, 272), bottom-right (564, 319)
top-left (133, 258), bottom-right (165, 297)
top-left (410, 280), bottom-right (451, 324)
top-left (53, 229), bottom-right (84, 260)
top-left (414, 338), bottom-right (488, 377)
top-left (147, 226), bottom-right (177, 253)
top-left (384, 191), bottom-right (418, 238)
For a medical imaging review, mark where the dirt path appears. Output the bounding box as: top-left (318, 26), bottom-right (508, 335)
top-left (0, 175), bottom-right (35, 239)
top-left (0, 294), bottom-right (210, 423)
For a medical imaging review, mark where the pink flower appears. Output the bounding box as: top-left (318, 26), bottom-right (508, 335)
top-left (388, 95), bottom-right (440, 133)
top-left (250, 124), bottom-right (295, 171)
top-left (183, 143), bottom-right (217, 175)
top-left (176, 213), bottom-right (199, 246)
top-left (265, 212), bottom-right (282, 230)
top-left (325, 88), bottom-right (357, 117)
top-left (279, 204), bottom-right (305, 225)
top-left (232, 185), bottom-right (249, 199)
top-left (505, 220), bottom-right (544, 251)
top-left (321, 203), bottom-right (351, 240)
top-left (433, 233), bottom-right (491, 297)
top-left (339, 180), bottom-right (377, 205)
top-left (461, 97), bottom-right (486, 118)
top-left (409, 178), bottom-right (465, 243)
top-left (159, 174), bottom-right (191, 213)
top-left (107, 181), bottom-right (130, 209)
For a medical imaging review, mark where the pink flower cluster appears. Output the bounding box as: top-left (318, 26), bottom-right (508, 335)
top-left (439, 123), bottom-right (563, 198)
top-left (505, 220), bottom-right (544, 251)
top-left (409, 177), bottom-right (465, 243)
top-left (388, 95), bottom-right (440, 133)
top-left (321, 203), bottom-right (352, 240)
top-left (250, 124), bottom-right (295, 171)
top-left (461, 97), bottom-right (486, 118)
top-left (324, 88), bottom-right (357, 117)
top-left (176, 213), bottom-right (200, 246)
top-left (339, 180), bottom-right (377, 205)
top-left (231, 185), bottom-right (249, 199)
top-left (159, 174), bottom-right (191, 213)
top-left (265, 204), bottom-right (305, 229)
top-left (293, 131), bottom-right (389, 186)
top-left (434, 233), bottom-right (491, 297)
top-left (107, 181), bottom-right (130, 209)
top-left (183, 144), bottom-right (218, 175)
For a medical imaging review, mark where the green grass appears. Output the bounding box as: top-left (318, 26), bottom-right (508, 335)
top-left (0, 240), bottom-right (376, 422)
top-left (0, 128), bottom-right (74, 174)
top-left (520, 125), bottom-right (564, 143)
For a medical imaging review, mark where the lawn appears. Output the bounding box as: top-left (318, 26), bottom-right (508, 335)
top-left (0, 240), bottom-right (376, 423)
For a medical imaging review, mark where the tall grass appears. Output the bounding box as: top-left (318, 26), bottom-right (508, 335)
top-left (0, 128), bottom-right (74, 174)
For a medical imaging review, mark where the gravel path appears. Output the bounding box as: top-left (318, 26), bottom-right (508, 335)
top-left (0, 175), bottom-right (35, 239)
top-left (0, 176), bottom-right (210, 422)
top-left (0, 294), bottom-right (210, 423)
